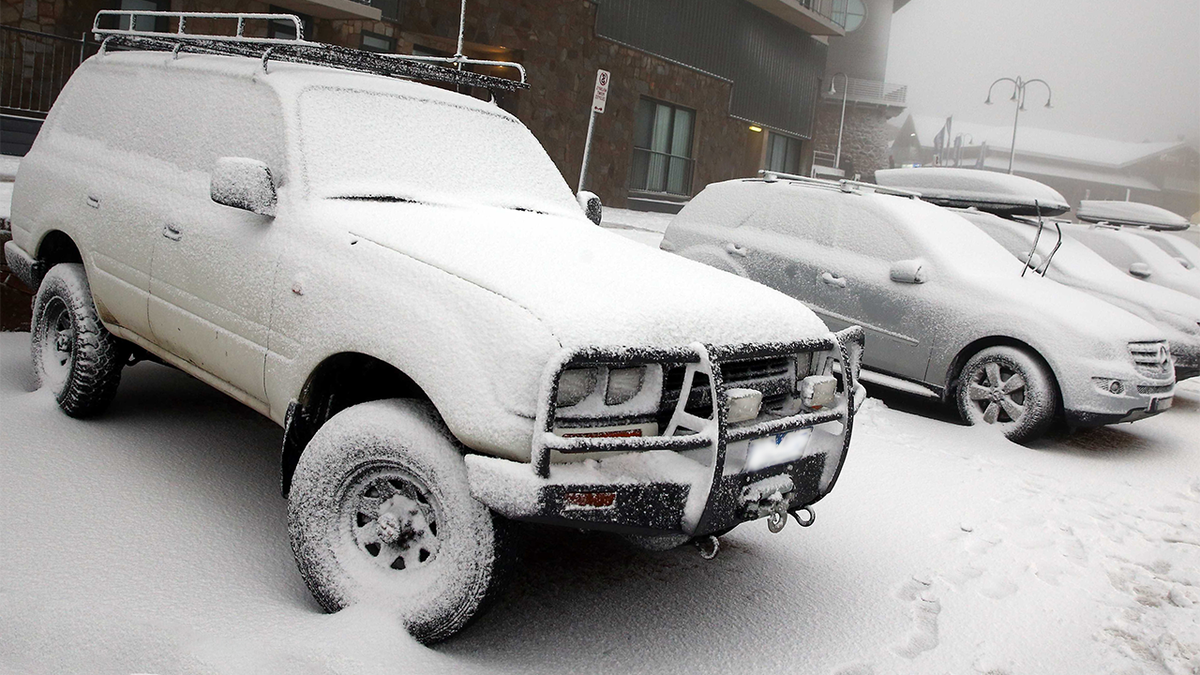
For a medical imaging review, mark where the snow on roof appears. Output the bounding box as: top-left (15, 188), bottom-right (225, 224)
top-left (975, 155), bottom-right (1162, 192)
top-left (875, 167), bottom-right (1069, 216)
top-left (1077, 200), bottom-right (1192, 230)
top-left (906, 114), bottom-right (1185, 168)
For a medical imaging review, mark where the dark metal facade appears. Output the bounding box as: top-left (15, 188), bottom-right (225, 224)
top-left (595, 0), bottom-right (827, 138)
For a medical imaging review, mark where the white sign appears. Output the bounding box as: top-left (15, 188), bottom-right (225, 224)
top-left (591, 69), bottom-right (610, 114)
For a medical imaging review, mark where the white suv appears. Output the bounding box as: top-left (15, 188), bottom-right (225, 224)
top-left (5, 16), bottom-right (864, 642)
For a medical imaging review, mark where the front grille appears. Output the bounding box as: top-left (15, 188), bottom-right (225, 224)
top-left (1129, 341), bottom-right (1171, 378)
top-left (659, 354), bottom-right (800, 426)
top-left (1136, 383), bottom-right (1174, 395)
top-left (724, 356), bottom-right (791, 383)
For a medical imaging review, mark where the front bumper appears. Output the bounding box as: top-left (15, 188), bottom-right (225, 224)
top-left (466, 326), bottom-right (865, 537)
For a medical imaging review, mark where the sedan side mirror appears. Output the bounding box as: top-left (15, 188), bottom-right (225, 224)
top-left (211, 157), bottom-right (276, 217)
top-left (1129, 262), bottom-right (1152, 279)
top-left (1174, 256), bottom-right (1194, 270)
top-left (889, 258), bottom-right (927, 284)
top-left (577, 190), bottom-right (602, 226)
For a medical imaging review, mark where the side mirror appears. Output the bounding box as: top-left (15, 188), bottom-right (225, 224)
top-left (211, 157), bottom-right (276, 217)
top-left (577, 190), bottom-right (602, 226)
top-left (1174, 256), bottom-right (1194, 270)
top-left (1129, 262), bottom-right (1152, 279)
top-left (889, 258), bottom-right (927, 284)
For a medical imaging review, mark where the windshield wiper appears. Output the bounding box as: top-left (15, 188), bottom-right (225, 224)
top-left (1021, 199), bottom-right (1063, 277)
top-left (331, 194), bottom-right (425, 204)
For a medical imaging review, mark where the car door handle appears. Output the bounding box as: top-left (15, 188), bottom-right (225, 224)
top-left (86, 195), bottom-right (100, 209)
top-left (162, 224), bottom-right (183, 241)
top-left (725, 242), bottom-right (747, 257)
top-left (820, 271), bottom-right (847, 288)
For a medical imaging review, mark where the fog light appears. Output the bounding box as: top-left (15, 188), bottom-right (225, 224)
top-left (726, 388), bottom-right (763, 423)
top-left (1109, 380), bottom-right (1124, 395)
top-left (799, 375), bottom-right (837, 410)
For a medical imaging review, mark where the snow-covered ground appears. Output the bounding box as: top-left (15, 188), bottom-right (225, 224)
top-left (3, 330), bottom-right (1198, 674)
top-left (601, 207), bottom-right (674, 247)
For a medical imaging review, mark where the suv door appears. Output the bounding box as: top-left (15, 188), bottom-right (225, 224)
top-left (145, 75), bottom-right (286, 404)
top-left (820, 196), bottom-right (936, 382)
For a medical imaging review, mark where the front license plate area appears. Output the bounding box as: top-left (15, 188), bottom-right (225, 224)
top-left (1149, 396), bottom-right (1172, 413)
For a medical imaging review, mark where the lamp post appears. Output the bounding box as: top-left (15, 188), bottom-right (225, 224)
top-left (828, 72), bottom-right (848, 172)
top-left (985, 76), bottom-right (1052, 174)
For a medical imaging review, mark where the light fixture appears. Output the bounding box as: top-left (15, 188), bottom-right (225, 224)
top-left (749, 125), bottom-right (763, 133)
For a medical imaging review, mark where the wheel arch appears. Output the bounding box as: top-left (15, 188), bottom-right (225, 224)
top-left (280, 351), bottom-right (433, 497)
top-left (35, 230), bottom-right (83, 267)
top-left (944, 336), bottom-right (1064, 410)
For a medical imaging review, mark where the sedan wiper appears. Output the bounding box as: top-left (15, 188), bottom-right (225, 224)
top-left (331, 194), bottom-right (425, 204)
top-left (1022, 200), bottom-right (1063, 277)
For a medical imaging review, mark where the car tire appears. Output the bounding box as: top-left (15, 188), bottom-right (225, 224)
top-left (30, 263), bottom-right (127, 417)
top-left (288, 399), bottom-right (506, 644)
top-left (955, 346), bottom-right (1058, 443)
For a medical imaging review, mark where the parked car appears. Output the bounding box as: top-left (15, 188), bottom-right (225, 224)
top-left (1063, 224), bottom-right (1200, 300)
top-left (1132, 228), bottom-right (1200, 270)
top-left (661, 173), bottom-right (1176, 443)
top-left (874, 168), bottom-right (1200, 382)
top-left (5, 15), bottom-right (865, 643)
top-left (1076, 199), bottom-right (1191, 231)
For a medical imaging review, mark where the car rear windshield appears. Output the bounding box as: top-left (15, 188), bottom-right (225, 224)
top-left (298, 87), bottom-right (578, 215)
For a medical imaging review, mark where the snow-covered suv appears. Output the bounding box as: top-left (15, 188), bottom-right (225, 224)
top-left (5, 17), bottom-right (864, 642)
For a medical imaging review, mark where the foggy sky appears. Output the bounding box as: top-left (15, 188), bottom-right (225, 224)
top-left (887, 0), bottom-right (1200, 144)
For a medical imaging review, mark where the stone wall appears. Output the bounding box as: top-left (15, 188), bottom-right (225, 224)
top-left (811, 99), bottom-right (901, 182)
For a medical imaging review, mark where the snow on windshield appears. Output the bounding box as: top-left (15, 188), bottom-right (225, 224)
top-left (298, 87), bottom-right (578, 215)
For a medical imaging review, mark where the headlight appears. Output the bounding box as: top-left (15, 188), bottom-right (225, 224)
top-left (557, 367), bottom-right (599, 407)
top-left (605, 367), bottom-right (645, 405)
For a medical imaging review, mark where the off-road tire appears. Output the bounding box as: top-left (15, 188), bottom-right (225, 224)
top-left (955, 346), bottom-right (1058, 444)
top-left (288, 399), bottom-right (505, 644)
top-left (31, 263), bottom-right (126, 417)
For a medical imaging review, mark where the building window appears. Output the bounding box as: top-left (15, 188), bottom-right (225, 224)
top-left (360, 31), bottom-right (395, 53)
top-left (268, 7), bottom-right (312, 41)
top-left (117, 0), bottom-right (170, 32)
top-left (765, 132), bottom-right (804, 175)
top-left (630, 98), bottom-right (695, 196)
top-left (832, 0), bottom-right (867, 32)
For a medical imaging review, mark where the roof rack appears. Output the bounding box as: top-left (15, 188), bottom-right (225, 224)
top-left (91, 10), bottom-right (528, 93)
top-left (757, 170), bottom-right (921, 199)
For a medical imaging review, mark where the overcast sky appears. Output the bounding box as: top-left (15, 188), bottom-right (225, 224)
top-left (887, 0), bottom-right (1200, 144)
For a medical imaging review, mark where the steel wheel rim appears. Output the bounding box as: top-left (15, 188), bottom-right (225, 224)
top-left (39, 296), bottom-right (75, 386)
top-left (342, 464), bottom-right (441, 572)
top-left (966, 360), bottom-right (1027, 425)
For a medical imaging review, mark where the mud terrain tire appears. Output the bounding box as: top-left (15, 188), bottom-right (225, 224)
top-left (956, 346), bottom-right (1058, 444)
top-left (31, 263), bottom-right (126, 417)
top-left (288, 399), bottom-right (504, 644)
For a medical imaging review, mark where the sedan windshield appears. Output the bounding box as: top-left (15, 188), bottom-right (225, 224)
top-left (298, 87), bottom-right (578, 215)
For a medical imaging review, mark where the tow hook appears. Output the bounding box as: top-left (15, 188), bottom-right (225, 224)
top-left (791, 506), bottom-right (815, 527)
top-left (695, 535), bottom-right (720, 560)
top-left (767, 510), bottom-right (787, 533)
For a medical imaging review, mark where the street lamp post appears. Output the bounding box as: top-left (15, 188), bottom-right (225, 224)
top-left (985, 76), bottom-right (1052, 174)
top-left (828, 72), bottom-right (849, 172)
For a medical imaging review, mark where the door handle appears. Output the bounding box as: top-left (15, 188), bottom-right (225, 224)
top-left (820, 271), bottom-right (847, 288)
top-left (725, 242), bottom-right (747, 258)
top-left (162, 223), bottom-right (182, 241)
top-left (86, 195), bottom-right (100, 209)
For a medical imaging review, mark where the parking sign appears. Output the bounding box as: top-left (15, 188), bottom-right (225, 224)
top-left (592, 69), bottom-right (610, 114)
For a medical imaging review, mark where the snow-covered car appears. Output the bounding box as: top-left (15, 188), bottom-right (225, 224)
top-left (4, 14), bottom-right (865, 643)
top-left (1130, 228), bottom-right (1200, 270)
top-left (1077, 199), bottom-right (1191, 231)
top-left (661, 173), bottom-right (1176, 443)
top-left (1064, 224), bottom-right (1200, 299)
top-left (873, 168), bottom-right (1200, 383)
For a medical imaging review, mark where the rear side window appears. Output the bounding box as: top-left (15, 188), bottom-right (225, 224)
top-left (749, 185), bottom-right (837, 247)
top-left (50, 61), bottom-right (284, 176)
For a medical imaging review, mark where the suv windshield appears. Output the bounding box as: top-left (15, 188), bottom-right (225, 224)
top-left (298, 87), bottom-right (578, 215)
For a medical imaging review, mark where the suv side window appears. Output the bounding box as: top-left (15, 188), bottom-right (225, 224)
top-left (750, 185), bottom-right (837, 247)
top-left (53, 63), bottom-right (284, 177)
top-left (833, 198), bottom-right (917, 261)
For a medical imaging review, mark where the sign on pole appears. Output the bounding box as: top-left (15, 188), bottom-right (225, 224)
top-left (578, 69), bottom-right (611, 192)
top-left (591, 69), bottom-right (610, 113)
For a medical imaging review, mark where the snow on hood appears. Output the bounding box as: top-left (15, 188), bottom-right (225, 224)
top-left (317, 200), bottom-right (829, 350)
top-left (876, 167), bottom-right (1070, 216)
top-left (1077, 200), bottom-right (1192, 231)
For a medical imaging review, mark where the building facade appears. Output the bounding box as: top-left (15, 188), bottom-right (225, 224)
top-left (2, 0), bottom-right (859, 211)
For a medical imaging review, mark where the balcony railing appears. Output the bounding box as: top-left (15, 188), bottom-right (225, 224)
top-left (826, 76), bottom-right (908, 107)
top-left (745, 0), bottom-right (846, 36)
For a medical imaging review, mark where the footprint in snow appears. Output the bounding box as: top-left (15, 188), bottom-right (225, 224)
top-left (890, 574), bottom-right (941, 659)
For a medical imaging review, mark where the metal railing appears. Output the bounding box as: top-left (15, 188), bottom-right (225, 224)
top-left (629, 147), bottom-right (694, 196)
top-left (802, 0), bottom-right (847, 28)
top-left (812, 150), bottom-right (837, 168)
top-left (824, 76), bottom-right (907, 106)
top-left (1, 26), bottom-right (97, 118)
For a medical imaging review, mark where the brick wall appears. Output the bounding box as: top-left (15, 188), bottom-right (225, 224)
top-left (811, 99), bottom-right (901, 182)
